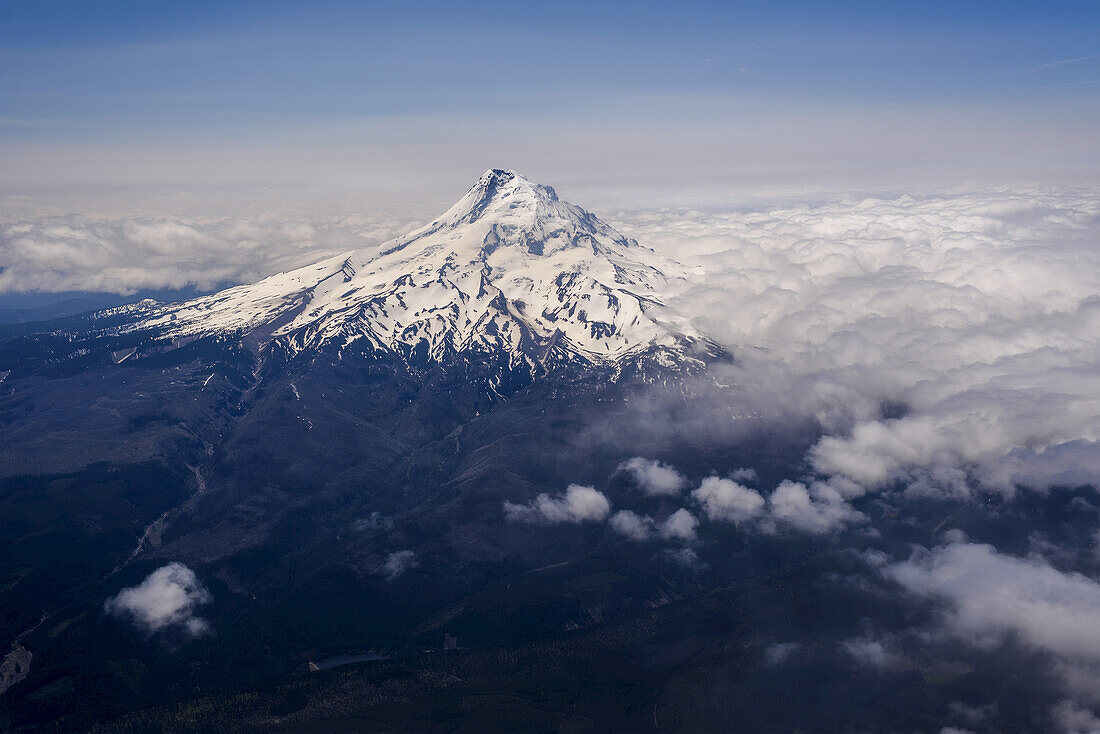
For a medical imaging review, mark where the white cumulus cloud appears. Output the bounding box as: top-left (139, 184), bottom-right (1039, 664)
top-left (104, 562), bottom-right (212, 638)
top-left (765, 479), bottom-right (866, 535)
top-left (885, 541), bottom-right (1100, 706)
top-left (658, 508), bottom-right (699, 541)
top-left (617, 457), bottom-right (686, 496)
top-left (504, 484), bottom-right (611, 524)
top-left (692, 476), bottom-right (765, 523)
top-left (609, 510), bottom-right (654, 540)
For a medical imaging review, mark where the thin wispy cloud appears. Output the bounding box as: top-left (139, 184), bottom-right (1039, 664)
top-left (1009, 52), bottom-right (1100, 75)
top-left (380, 550), bottom-right (418, 581)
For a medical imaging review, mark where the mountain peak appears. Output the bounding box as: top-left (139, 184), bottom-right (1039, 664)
top-left (130, 169), bottom-right (692, 366)
top-left (473, 167), bottom-right (559, 200)
top-left (480, 167), bottom-right (519, 186)
top-left (439, 168), bottom-right (559, 228)
top-left (374, 167), bottom-right (618, 262)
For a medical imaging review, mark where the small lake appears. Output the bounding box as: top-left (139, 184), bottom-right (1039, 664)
top-left (314, 652), bottom-right (386, 670)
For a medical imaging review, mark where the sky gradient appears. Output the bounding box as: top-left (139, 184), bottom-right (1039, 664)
top-left (2, 0), bottom-right (1098, 206)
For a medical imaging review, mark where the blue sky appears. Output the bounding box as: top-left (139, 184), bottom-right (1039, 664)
top-left (2, 0), bottom-right (1098, 200)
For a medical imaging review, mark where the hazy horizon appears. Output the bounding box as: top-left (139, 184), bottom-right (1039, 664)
top-left (3, 1), bottom-right (1098, 210)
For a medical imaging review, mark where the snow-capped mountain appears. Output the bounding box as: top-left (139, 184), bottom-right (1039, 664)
top-left (129, 169), bottom-right (692, 366)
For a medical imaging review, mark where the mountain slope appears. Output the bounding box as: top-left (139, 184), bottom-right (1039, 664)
top-left (129, 169), bottom-right (693, 365)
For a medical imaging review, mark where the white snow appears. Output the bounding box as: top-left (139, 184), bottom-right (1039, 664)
top-left (127, 169), bottom-right (692, 365)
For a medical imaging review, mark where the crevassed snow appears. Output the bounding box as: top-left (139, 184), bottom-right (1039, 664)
top-left (129, 169), bottom-right (692, 364)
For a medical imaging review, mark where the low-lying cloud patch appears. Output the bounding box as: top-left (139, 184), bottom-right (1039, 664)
top-left (764, 479), bottom-right (866, 535)
top-left (884, 541), bottom-right (1100, 706)
top-left (504, 484), bottom-right (611, 524)
top-left (598, 470), bottom-right (868, 536)
top-left (380, 550), bottom-right (418, 581)
top-left (763, 641), bottom-right (801, 666)
top-left (664, 547), bottom-right (701, 568)
top-left (0, 212), bottom-right (418, 295)
top-left (609, 510), bottom-right (654, 540)
top-left (1050, 699), bottom-right (1100, 734)
top-left (353, 511), bottom-right (394, 533)
top-left (658, 508), bottom-right (699, 541)
top-left (609, 508), bottom-right (698, 542)
top-left (692, 476), bottom-right (765, 523)
top-left (728, 467), bottom-right (758, 483)
top-left (840, 633), bottom-right (908, 671)
top-left (617, 457), bottom-right (686, 496)
top-left (104, 562), bottom-right (212, 638)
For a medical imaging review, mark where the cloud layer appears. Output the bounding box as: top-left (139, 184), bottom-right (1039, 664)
top-left (104, 562), bottom-right (212, 638)
top-left (0, 212), bottom-right (419, 295)
top-left (622, 186), bottom-right (1100, 508)
top-left (9, 179), bottom-right (1098, 517)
